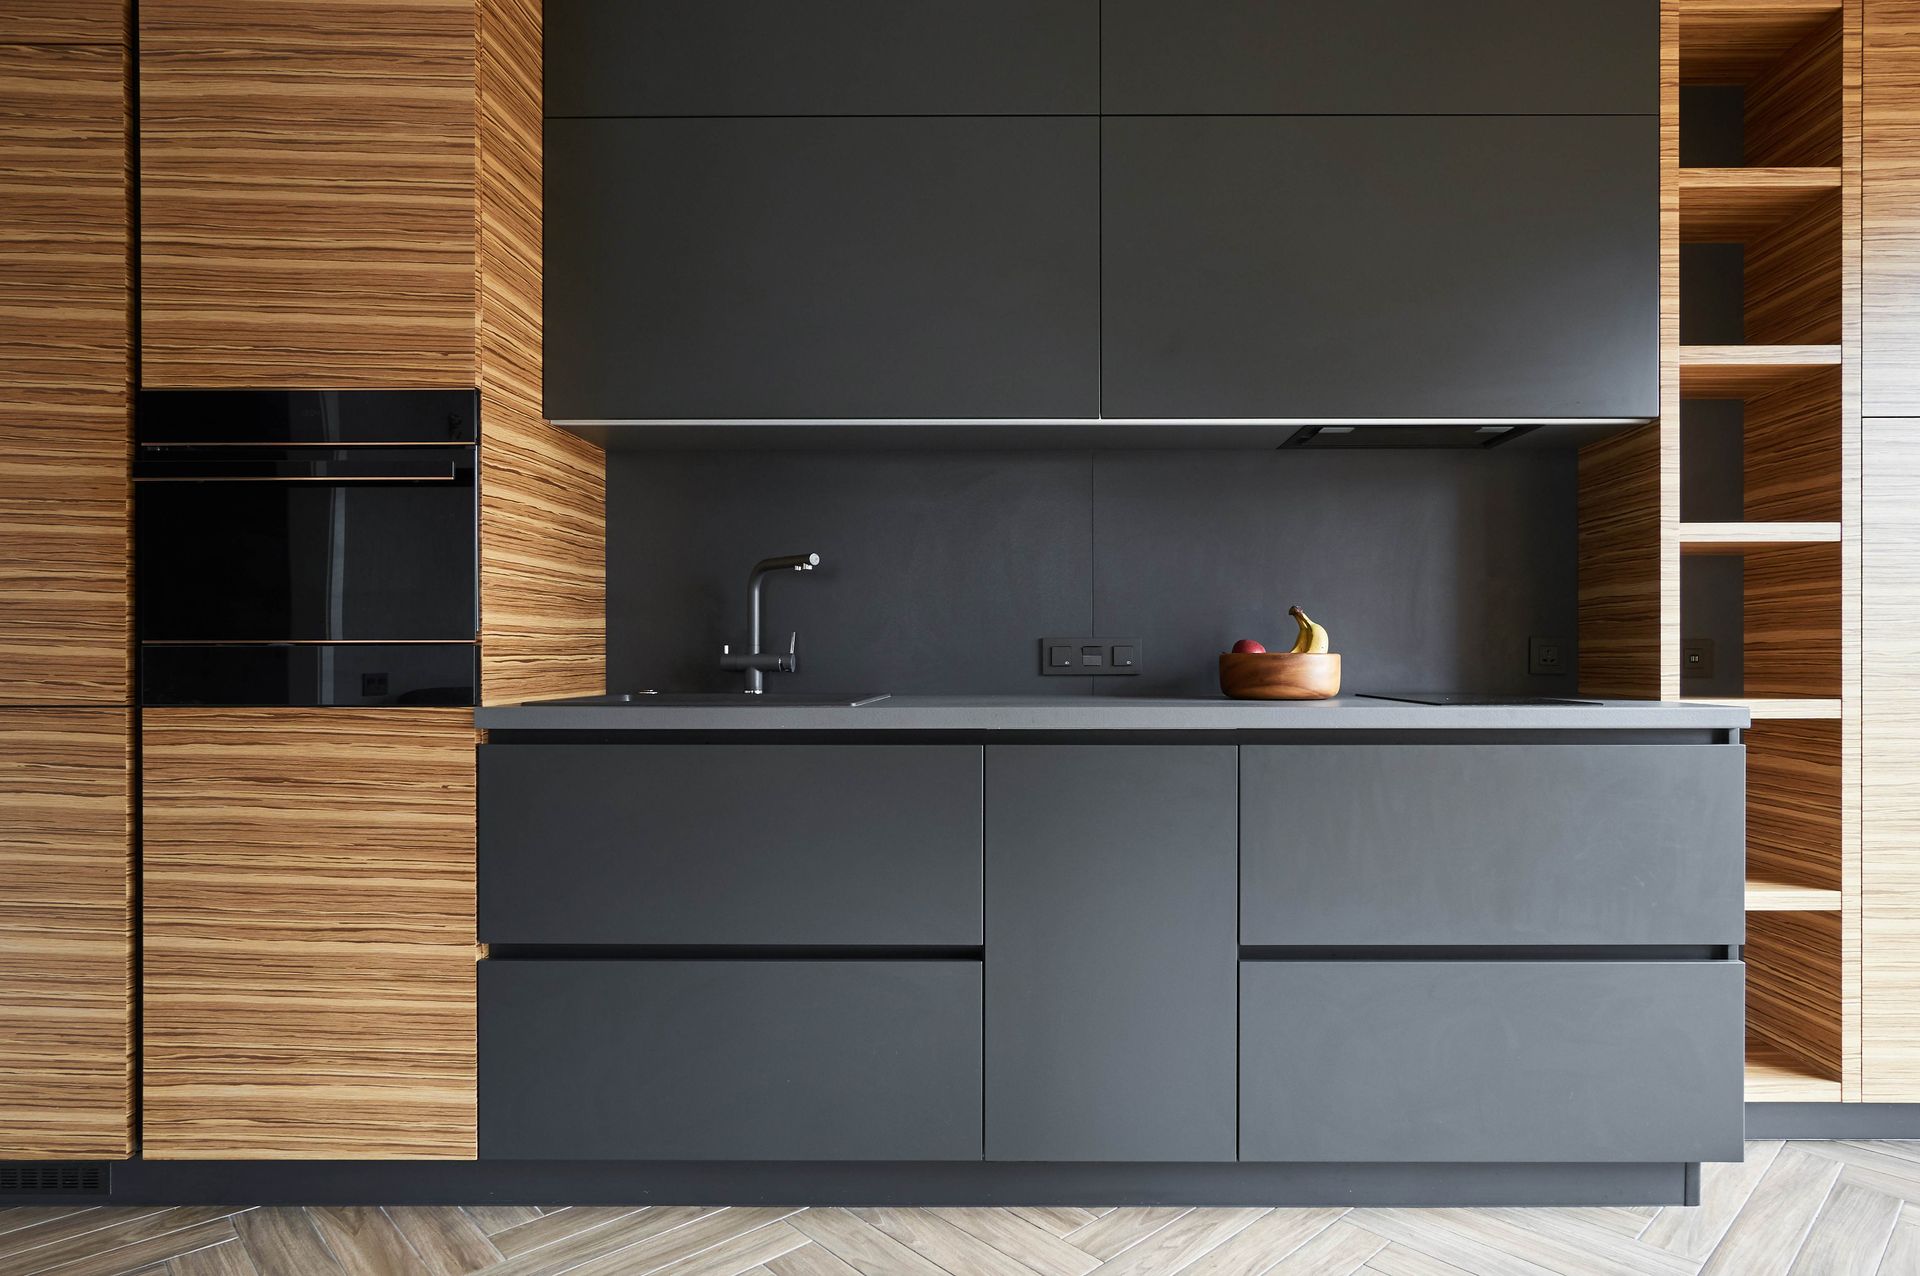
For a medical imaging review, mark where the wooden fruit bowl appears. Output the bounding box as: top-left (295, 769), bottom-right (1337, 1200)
top-left (1219, 652), bottom-right (1342, 700)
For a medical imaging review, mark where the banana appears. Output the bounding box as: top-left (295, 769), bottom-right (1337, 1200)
top-left (1287, 606), bottom-right (1330, 655)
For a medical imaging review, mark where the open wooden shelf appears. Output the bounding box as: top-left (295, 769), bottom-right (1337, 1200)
top-left (1680, 167), bottom-right (1842, 240)
top-left (1747, 878), bottom-right (1843, 911)
top-left (1681, 521), bottom-right (1842, 550)
top-left (1680, 345), bottom-right (1843, 397)
top-left (1678, 696), bottom-right (1843, 718)
top-left (1746, 1039), bottom-right (1843, 1102)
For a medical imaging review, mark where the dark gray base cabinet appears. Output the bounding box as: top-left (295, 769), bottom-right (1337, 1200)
top-left (1240, 960), bottom-right (1747, 1165)
top-left (480, 960), bottom-right (984, 1161)
top-left (1240, 744), bottom-right (1746, 946)
top-left (479, 743), bottom-right (982, 946)
top-left (985, 746), bottom-right (1237, 1162)
top-left (1100, 116), bottom-right (1659, 421)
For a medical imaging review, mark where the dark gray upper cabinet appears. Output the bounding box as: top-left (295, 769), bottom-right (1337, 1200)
top-left (478, 744), bottom-right (982, 946)
top-left (1101, 116), bottom-right (1659, 420)
top-left (546, 0), bottom-right (1097, 117)
top-left (1241, 744), bottom-right (1746, 946)
top-left (545, 117), bottom-right (1100, 421)
top-left (1101, 0), bottom-right (1656, 115)
top-left (984, 746), bottom-right (1237, 1162)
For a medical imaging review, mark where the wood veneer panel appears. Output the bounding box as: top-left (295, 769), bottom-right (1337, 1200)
top-left (0, 708), bottom-right (131, 1159)
top-left (0, 0), bottom-right (126, 44)
top-left (1747, 908), bottom-right (1844, 1082)
top-left (475, 0), bottom-right (604, 705)
top-left (0, 43), bottom-right (130, 705)
top-left (1749, 717), bottom-right (1844, 891)
top-left (1745, 189), bottom-right (1844, 342)
top-left (1865, 0), bottom-right (1920, 412)
top-left (1749, 10), bottom-right (1846, 165)
top-left (1578, 422), bottom-right (1666, 698)
top-left (1680, 166), bottom-right (1843, 240)
top-left (1744, 541), bottom-right (1843, 696)
top-left (1682, 1), bottom-right (1842, 83)
top-left (142, 708), bottom-right (476, 1159)
top-left (1680, 343), bottom-right (1843, 394)
top-left (138, 0), bottom-right (477, 387)
top-left (1864, 419), bottom-right (1920, 1100)
top-left (1745, 365), bottom-right (1844, 521)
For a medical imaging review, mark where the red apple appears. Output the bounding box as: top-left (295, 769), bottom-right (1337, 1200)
top-left (1230, 639), bottom-right (1266, 654)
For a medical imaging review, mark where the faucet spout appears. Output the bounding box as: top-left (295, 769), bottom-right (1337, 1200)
top-left (724, 552), bottom-right (821, 693)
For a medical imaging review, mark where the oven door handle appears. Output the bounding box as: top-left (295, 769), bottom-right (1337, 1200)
top-left (133, 458), bottom-right (462, 482)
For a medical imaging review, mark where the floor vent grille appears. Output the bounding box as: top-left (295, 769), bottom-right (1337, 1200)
top-left (0, 1163), bottom-right (108, 1198)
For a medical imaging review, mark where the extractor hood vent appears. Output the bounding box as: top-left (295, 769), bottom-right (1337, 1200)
top-left (1281, 423), bottom-right (1543, 450)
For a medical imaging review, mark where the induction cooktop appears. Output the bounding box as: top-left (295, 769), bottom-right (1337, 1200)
top-left (1358, 693), bottom-right (1604, 707)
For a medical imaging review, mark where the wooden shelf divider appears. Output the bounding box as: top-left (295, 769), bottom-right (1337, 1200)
top-left (1679, 696), bottom-right (1844, 718)
top-left (1747, 878), bottom-right (1845, 911)
top-left (1680, 521), bottom-right (1843, 549)
top-left (1680, 167), bottom-right (1842, 240)
top-left (1679, 344), bottom-right (1843, 397)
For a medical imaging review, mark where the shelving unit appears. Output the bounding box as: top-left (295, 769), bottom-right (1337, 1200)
top-left (1577, 0), bottom-right (1858, 1103)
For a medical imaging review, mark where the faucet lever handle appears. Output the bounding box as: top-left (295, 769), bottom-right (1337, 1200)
top-left (787, 631), bottom-right (798, 654)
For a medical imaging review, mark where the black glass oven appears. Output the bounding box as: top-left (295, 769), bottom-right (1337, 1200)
top-left (135, 390), bottom-right (479, 707)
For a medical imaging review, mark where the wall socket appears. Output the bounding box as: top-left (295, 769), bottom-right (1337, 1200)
top-left (1681, 638), bottom-right (1716, 679)
top-left (1528, 636), bottom-right (1569, 676)
top-left (1039, 637), bottom-right (1142, 676)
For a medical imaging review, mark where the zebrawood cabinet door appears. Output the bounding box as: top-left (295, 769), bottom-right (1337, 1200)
top-left (0, 708), bottom-right (131, 1159)
top-left (1866, 0), bottom-right (1920, 414)
top-left (142, 708), bottom-right (476, 1159)
top-left (0, 42), bottom-right (131, 705)
top-left (137, 0), bottom-right (478, 388)
top-left (0, 0), bottom-right (126, 45)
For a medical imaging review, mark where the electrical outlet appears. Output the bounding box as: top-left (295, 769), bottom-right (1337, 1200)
top-left (1039, 637), bottom-right (1142, 676)
top-left (1682, 638), bottom-right (1716, 679)
top-left (1528, 636), bottom-right (1569, 677)
top-left (361, 672), bottom-right (390, 698)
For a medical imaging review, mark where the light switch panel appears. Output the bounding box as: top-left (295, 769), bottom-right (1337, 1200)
top-left (1039, 637), bottom-right (1142, 676)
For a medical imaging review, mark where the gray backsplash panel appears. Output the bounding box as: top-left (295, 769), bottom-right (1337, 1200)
top-left (606, 448), bottom-right (1578, 699)
top-left (1090, 450), bottom-right (1578, 697)
top-left (607, 451), bottom-right (1094, 695)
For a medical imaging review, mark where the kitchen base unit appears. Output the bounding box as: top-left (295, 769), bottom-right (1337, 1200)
top-left (455, 697), bottom-right (1752, 1205)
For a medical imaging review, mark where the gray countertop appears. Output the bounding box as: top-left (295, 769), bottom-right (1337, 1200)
top-left (477, 694), bottom-right (1751, 733)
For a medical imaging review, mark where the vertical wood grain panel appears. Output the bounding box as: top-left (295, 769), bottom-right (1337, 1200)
top-left (0, 0), bottom-right (126, 45)
top-left (1580, 1), bottom-right (1678, 700)
top-left (1864, 419), bottom-right (1920, 1099)
top-left (1866, 0), bottom-right (1920, 412)
top-left (1744, 542), bottom-right (1844, 696)
top-left (138, 0), bottom-right (478, 387)
top-left (475, 0), bottom-right (605, 705)
top-left (1749, 9), bottom-right (1846, 166)
top-left (142, 708), bottom-right (476, 1158)
top-left (1749, 718), bottom-right (1845, 892)
top-left (0, 42), bottom-right (130, 704)
top-left (1746, 366), bottom-right (1844, 521)
top-left (1745, 189), bottom-right (1844, 344)
top-left (0, 708), bottom-right (131, 1159)
top-left (1748, 908), bottom-right (1844, 1082)
top-left (1840, 0), bottom-right (1864, 1102)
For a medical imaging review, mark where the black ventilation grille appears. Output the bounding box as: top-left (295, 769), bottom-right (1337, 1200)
top-left (0, 1163), bottom-right (108, 1198)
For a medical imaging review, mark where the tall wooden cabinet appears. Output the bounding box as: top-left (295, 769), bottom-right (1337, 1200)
top-left (1864, 0), bottom-right (1920, 1101)
top-left (141, 710), bottom-right (476, 1159)
top-left (0, 8), bottom-right (134, 1158)
top-left (137, 0), bottom-right (605, 707)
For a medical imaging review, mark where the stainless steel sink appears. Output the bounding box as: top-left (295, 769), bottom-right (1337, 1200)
top-left (532, 691), bottom-right (891, 708)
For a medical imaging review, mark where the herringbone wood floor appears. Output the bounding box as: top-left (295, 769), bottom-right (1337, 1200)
top-left (1, 1143), bottom-right (1916, 1276)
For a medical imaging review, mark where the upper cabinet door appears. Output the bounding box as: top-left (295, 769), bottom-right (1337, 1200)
top-left (1101, 116), bottom-right (1659, 421)
top-left (545, 118), bottom-right (1099, 421)
top-left (1101, 0), bottom-right (1656, 115)
top-left (137, 1), bottom-right (478, 389)
top-left (547, 0), bottom-right (1097, 117)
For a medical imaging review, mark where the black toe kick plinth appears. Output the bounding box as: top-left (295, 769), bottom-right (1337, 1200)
top-left (100, 1160), bottom-right (1702, 1209)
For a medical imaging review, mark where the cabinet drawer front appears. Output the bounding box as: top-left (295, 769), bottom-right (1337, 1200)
top-left (1101, 116), bottom-right (1657, 421)
top-left (479, 744), bottom-right (981, 945)
top-left (545, 117), bottom-right (1100, 422)
top-left (480, 960), bottom-right (983, 1160)
top-left (1240, 960), bottom-right (1745, 1163)
top-left (1102, 0), bottom-right (1655, 115)
top-left (1241, 744), bottom-right (1744, 945)
top-left (547, 0), bottom-right (1096, 117)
